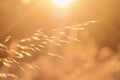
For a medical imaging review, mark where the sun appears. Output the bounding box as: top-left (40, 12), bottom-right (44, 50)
top-left (52, 0), bottom-right (74, 8)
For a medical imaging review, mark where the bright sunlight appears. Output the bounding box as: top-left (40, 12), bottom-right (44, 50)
top-left (52, 0), bottom-right (75, 8)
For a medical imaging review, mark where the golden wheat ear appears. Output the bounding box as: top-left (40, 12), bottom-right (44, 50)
top-left (0, 20), bottom-right (98, 80)
top-left (4, 36), bottom-right (12, 43)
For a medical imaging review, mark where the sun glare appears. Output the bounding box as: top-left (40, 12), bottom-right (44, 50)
top-left (52, 0), bottom-right (74, 8)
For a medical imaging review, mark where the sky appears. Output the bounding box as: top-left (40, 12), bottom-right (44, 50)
top-left (0, 0), bottom-right (120, 39)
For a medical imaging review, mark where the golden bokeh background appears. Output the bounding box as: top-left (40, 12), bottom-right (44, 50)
top-left (0, 0), bottom-right (119, 38)
top-left (0, 0), bottom-right (120, 80)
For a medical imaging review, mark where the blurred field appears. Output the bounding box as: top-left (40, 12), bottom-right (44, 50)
top-left (0, 0), bottom-right (120, 80)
